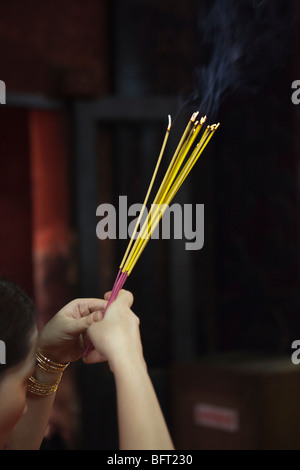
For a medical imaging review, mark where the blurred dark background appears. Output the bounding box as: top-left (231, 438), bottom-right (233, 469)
top-left (1, 0), bottom-right (300, 450)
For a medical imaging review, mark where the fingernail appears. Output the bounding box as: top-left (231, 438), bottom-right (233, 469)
top-left (95, 311), bottom-right (102, 321)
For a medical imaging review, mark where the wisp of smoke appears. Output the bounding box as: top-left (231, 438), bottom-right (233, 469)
top-left (183, 0), bottom-right (296, 120)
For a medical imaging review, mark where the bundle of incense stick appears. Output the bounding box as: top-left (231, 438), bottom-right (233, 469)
top-left (83, 112), bottom-right (219, 357)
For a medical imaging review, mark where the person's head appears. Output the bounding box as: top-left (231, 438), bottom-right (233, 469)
top-left (0, 277), bottom-right (37, 449)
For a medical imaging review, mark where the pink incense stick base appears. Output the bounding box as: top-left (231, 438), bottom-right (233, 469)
top-left (82, 270), bottom-right (128, 358)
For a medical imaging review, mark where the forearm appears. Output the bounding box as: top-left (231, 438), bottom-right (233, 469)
top-left (113, 357), bottom-right (174, 450)
top-left (7, 368), bottom-right (61, 450)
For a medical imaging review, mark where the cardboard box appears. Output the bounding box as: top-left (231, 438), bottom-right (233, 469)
top-left (170, 354), bottom-right (300, 450)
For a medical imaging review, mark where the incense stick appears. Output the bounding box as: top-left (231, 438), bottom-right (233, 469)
top-left (124, 123), bottom-right (219, 275)
top-left (83, 113), bottom-right (219, 358)
top-left (121, 114), bottom-right (203, 274)
top-left (119, 115), bottom-right (171, 272)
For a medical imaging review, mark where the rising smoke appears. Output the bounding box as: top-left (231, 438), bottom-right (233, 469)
top-left (185, 0), bottom-right (296, 119)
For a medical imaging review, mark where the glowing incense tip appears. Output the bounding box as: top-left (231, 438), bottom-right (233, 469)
top-left (167, 115), bottom-right (172, 131)
top-left (200, 116), bottom-right (207, 125)
top-left (191, 111), bottom-right (199, 122)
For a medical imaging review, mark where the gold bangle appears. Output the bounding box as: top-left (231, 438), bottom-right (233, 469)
top-left (36, 350), bottom-right (70, 374)
top-left (27, 375), bottom-right (62, 396)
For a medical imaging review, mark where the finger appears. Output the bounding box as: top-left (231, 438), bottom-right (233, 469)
top-left (104, 291), bottom-right (111, 301)
top-left (76, 299), bottom-right (107, 318)
top-left (104, 290), bottom-right (133, 306)
top-left (92, 311), bottom-right (104, 323)
top-left (69, 310), bottom-right (104, 334)
top-left (100, 290), bottom-right (134, 320)
top-left (116, 289), bottom-right (134, 308)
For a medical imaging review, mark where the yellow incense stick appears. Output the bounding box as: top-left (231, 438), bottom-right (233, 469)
top-left (120, 114), bottom-right (220, 276)
top-left (119, 115), bottom-right (172, 271)
top-left (150, 113), bottom-right (199, 208)
top-left (125, 124), bottom-right (219, 274)
top-left (123, 120), bottom-right (207, 273)
top-left (122, 116), bottom-right (203, 273)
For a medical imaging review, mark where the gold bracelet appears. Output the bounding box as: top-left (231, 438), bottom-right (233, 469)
top-left (27, 375), bottom-right (62, 396)
top-left (36, 350), bottom-right (70, 374)
top-left (27, 350), bottom-right (69, 396)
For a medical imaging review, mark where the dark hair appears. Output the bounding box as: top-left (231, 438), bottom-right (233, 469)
top-left (0, 277), bottom-right (36, 376)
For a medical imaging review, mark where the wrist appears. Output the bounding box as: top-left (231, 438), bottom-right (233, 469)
top-left (27, 350), bottom-right (69, 397)
top-left (36, 349), bottom-right (70, 373)
top-left (109, 353), bottom-right (147, 376)
top-left (36, 342), bottom-right (67, 364)
top-left (33, 365), bottom-right (62, 384)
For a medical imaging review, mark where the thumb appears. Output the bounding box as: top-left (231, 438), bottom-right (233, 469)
top-left (71, 311), bottom-right (104, 334)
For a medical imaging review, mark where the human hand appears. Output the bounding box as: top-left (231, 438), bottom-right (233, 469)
top-left (38, 298), bottom-right (107, 364)
top-left (83, 290), bottom-right (144, 371)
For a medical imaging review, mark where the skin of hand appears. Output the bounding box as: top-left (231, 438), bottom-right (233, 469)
top-left (84, 290), bottom-right (175, 450)
top-left (83, 290), bottom-right (145, 371)
top-left (38, 298), bottom-right (108, 364)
